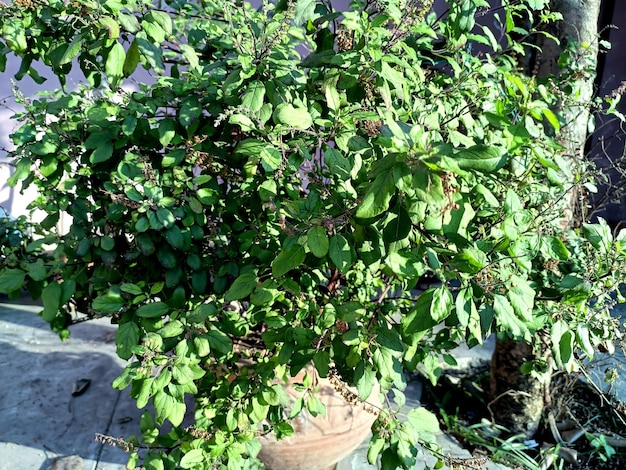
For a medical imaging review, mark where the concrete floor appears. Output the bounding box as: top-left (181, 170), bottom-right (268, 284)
top-left (0, 302), bottom-right (140, 470)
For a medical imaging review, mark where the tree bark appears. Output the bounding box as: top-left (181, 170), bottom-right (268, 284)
top-left (536, 0), bottom-right (602, 227)
top-left (489, 0), bottom-right (601, 439)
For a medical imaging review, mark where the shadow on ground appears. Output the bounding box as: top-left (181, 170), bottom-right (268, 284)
top-left (0, 302), bottom-right (142, 470)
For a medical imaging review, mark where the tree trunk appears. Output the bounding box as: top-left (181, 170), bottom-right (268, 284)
top-left (535, 0), bottom-right (602, 227)
top-left (489, 0), bottom-right (602, 439)
top-left (489, 336), bottom-right (551, 437)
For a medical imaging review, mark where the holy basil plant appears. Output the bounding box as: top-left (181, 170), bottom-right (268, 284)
top-left (1, 0), bottom-right (625, 468)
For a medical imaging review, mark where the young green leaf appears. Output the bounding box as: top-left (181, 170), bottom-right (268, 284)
top-left (106, 42), bottom-right (126, 87)
top-left (224, 272), bottom-right (258, 301)
top-left (453, 144), bottom-right (507, 173)
top-left (272, 243), bottom-right (306, 277)
top-left (274, 104), bottom-right (313, 130)
top-left (136, 301), bottom-right (169, 318)
top-left (0, 268), bottom-right (26, 294)
top-left (307, 226), bottom-right (330, 258)
top-left (93, 289), bottom-right (125, 313)
top-left (116, 322), bottom-right (140, 360)
top-left (356, 172), bottom-right (396, 219)
top-left (329, 234), bottom-right (353, 273)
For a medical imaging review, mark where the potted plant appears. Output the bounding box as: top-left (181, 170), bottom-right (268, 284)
top-left (1, 0), bottom-right (626, 468)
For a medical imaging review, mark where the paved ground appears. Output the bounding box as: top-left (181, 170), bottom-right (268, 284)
top-left (0, 301), bottom-right (140, 470)
top-left (0, 300), bottom-right (509, 470)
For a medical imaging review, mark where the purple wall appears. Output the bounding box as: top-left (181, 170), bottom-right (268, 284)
top-left (589, 0), bottom-right (626, 222)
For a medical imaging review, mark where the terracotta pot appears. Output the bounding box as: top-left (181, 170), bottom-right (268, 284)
top-left (258, 368), bottom-right (380, 470)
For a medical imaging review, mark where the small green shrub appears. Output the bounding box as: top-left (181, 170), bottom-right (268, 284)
top-left (1, 0), bottom-right (625, 468)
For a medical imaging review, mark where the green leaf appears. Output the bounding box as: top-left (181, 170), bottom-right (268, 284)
top-left (41, 281), bottom-right (62, 322)
top-left (294, 0), bottom-right (316, 25)
top-left (116, 322), bottom-right (140, 360)
top-left (372, 345), bottom-right (403, 389)
top-left (99, 16), bottom-right (120, 39)
top-left (272, 243), bottom-right (306, 278)
top-left (188, 303), bottom-right (216, 323)
top-left (2, 17), bottom-right (27, 53)
top-left (583, 220), bottom-right (612, 251)
top-left (442, 200), bottom-right (475, 239)
top-left (224, 272), bottom-right (258, 302)
top-left (0, 268), bottom-right (25, 294)
top-left (155, 208), bottom-right (175, 228)
top-left (119, 13), bottom-right (141, 33)
top-left (241, 81), bottom-right (266, 113)
top-left (229, 113), bottom-right (255, 132)
top-left (259, 180), bottom-right (277, 202)
top-left (431, 286), bottom-right (453, 322)
top-left (136, 377), bottom-right (154, 408)
top-left (206, 328), bottom-right (232, 355)
top-left (123, 39), bottom-right (141, 77)
top-left (122, 115), bottom-right (138, 135)
top-left (368, 435), bottom-right (386, 465)
top-left (179, 97), bottom-right (202, 127)
top-left (149, 10), bottom-right (172, 38)
top-left (542, 108), bottom-right (560, 131)
top-left (356, 171), bottom-right (395, 219)
top-left (193, 335), bottom-right (210, 356)
top-left (474, 184), bottom-right (500, 207)
top-left (402, 290), bottom-right (437, 336)
top-left (289, 397), bottom-right (305, 419)
top-left (251, 280), bottom-right (279, 306)
top-left (164, 226), bottom-right (185, 249)
top-left (493, 294), bottom-right (526, 338)
top-left (260, 147), bottom-right (282, 172)
top-left (106, 41), bottom-right (126, 87)
top-left (180, 449), bottom-right (206, 469)
top-left (251, 396), bottom-right (270, 422)
top-left (453, 145), bottom-right (507, 173)
top-left (142, 19), bottom-right (166, 43)
top-left (158, 118), bottom-right (176, 147)
top-left (84, 132), bottom-right (113, 149)
top-left (274, 104), bottom-right (313, 130)
top-left (30, 139), bottom-right (58, 156)
top-left (93, 289), bottom-right (125, 312)
top-left (306, 395), bottom-right (327, 418)
top-left (551, 320), bottom-right (574, 369)
top-left (407, 407), bottom-right (440, 434)
top-left (154, 390), bottom-right (185, 426)
top-left (59, 36), bottom-right (84, 65)
top-left (179, 44), bottom-right (199, 70)
top-left (355, 364), bottom-right (376, 401)
top-left (196, 188), bottom-right (217, 205)
top-left (455, 286), bottom-right (474, 328)
top-left (329, 234), bottom-right (353, 273)
top-left (136, 37), bottom-right (165, 73)
top-left (307, 226), bottom-right (329, 258)
top-left (385, 251), bottom-right (424, 279)
top-left (450, 246), bottom-right (487, 274)
top-left (324, 147), bottom-right (351, 180)
top-left (90, 143), bottom-right (114, 164)
top-left (157, 320), bottom-right (184, 338)
top-left (136, 301), bottom-right (169, 318)
top-left (559, 275), bottom-right (592, 304)
top-left (382, 206), bottom-right (412, 244)
top-left (172, 363), bottom-right (195, 384)
top-left (504, 188), bottom-right (522, 214)
top-left (26, 259), bottom-right (47, 282)
top-left (507, 276), bottom-right (534, 322)
top-left (324, 80), bottom-right (341, 112)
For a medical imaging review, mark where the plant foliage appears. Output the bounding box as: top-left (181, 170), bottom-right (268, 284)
top-left (1, 0), bottom-right (626, 468)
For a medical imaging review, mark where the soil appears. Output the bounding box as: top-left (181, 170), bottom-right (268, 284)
top-left (420, 366), bottom-right (626, 469)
